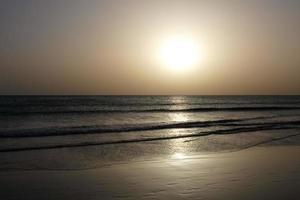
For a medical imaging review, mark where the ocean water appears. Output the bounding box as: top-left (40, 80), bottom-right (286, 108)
top-left (0, 95), bottom-right (300, 170)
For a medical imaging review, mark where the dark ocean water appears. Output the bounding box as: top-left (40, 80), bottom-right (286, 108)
top-left (0, 96), bottom-right (300, 169)
top-left (1, 95), bottom-right (300, 150)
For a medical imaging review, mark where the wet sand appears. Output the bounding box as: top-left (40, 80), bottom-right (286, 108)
top-left (0, 146), bottom-right (299, 200)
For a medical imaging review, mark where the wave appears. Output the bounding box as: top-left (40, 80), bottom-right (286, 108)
top-left (0, 119), bottom-right (244, 138)
top-left (0, 123), bottom-right (299, 152)
top-left (1, 116), bottom-right (300, 138)
top-left (1, 106), bottom-right (300, 116)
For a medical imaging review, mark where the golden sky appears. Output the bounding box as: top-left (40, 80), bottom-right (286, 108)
top-left (1, 0), bottom-right (300, 95)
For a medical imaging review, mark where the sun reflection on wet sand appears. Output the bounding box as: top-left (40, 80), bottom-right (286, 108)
top-left (171, 152), bottom-right (186, 160)
top-left (167, 135), bottom-right (189, 162)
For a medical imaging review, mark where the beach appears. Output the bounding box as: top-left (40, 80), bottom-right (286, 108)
top-left (1, 145), bottom-right (299, 200)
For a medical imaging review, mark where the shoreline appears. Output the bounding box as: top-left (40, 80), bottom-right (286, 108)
top-left (1, 145), bottom-right (299, 199)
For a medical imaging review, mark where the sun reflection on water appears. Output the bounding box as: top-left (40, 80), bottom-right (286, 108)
top-left (168, 96), bottom-right (190, 122)
top-left (166, 97), bottom-right (190, 159)
top-left (170, 113), bottom-right (189, 122)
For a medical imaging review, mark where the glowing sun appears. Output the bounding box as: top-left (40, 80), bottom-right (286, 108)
top-left (160, 36), bottom-right (201, 71)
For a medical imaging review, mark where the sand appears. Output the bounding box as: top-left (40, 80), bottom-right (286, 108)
top-left (0, 146), bottom-right (299, 200)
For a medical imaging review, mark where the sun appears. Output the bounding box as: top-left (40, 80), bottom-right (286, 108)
top-left (159, 36), bottom-right (201, 71)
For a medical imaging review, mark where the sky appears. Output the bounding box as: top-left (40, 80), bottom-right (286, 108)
top-left (1, 0), bottom-right (300, 95)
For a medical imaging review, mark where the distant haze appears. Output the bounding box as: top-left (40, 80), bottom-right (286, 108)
top-left (1, 0), bottom-right (300, 95)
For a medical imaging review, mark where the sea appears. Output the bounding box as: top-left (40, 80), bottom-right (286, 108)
top-left (0, 95), bottom-right (300, 170)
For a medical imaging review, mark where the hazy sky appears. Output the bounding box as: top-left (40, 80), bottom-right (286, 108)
top-left (1, 0), bottom-right (300, 95)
